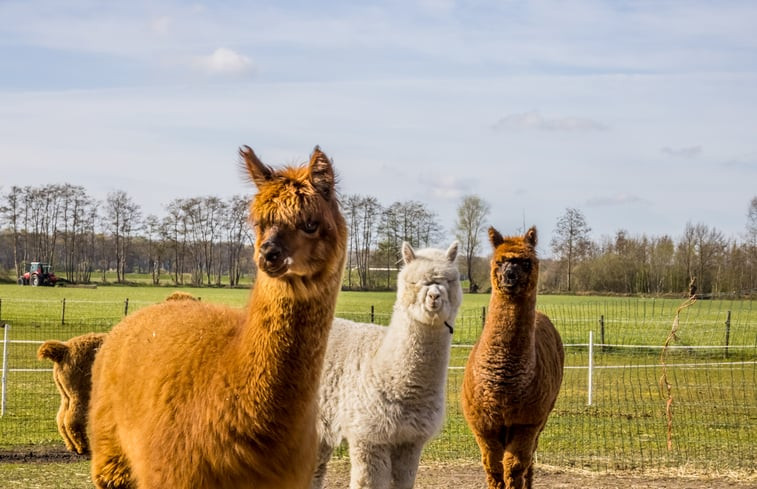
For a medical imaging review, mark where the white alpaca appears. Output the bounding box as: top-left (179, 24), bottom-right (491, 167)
top-left (312, 241), bottom-right (462, 489)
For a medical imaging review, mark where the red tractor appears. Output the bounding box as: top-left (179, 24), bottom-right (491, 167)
top-left (18, 262), bottom-right (59, 286)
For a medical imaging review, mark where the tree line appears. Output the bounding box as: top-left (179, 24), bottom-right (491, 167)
top-left (1, 184), bottom-right (755, 296)
top-left (541, 202), bottom-right (757, 296)
top-left (0, 184), bottom-right (253, 287)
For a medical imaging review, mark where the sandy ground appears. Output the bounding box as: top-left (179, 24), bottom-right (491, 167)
top-left (1, 448), bottom-right (754, 488)
top-left (323, 459), bottom-right (757, 489)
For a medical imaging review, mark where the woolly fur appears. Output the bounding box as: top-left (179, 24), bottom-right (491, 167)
top-left (312, 241), bottom-right (462, 489)
top-left (88, 146), bottom-right (347, 489)
top-left (461, 226), bottom-right (564, 489)
top-left (37, 332), bottom-right (107, 455)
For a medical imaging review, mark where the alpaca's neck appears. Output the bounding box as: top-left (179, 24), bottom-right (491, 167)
top-left (480, 290), bottom-right (537, 367)
top-left (234, 271), bottom-right (341, 433)
top-left (374, 310), bottom-right (452, 383)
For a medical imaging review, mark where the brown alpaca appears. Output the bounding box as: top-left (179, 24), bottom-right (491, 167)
top-left (37, 332), bottom-right (107, 455)
top-left (461, 226), bottom-right (564, 489)
top-left (163, 290), bottom-right (199, 301)
top-left (88, 145), bottom-right (347, 489)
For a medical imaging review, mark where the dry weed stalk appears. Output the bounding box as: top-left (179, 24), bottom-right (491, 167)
top-left (659, 278), bottom-right (697, 451)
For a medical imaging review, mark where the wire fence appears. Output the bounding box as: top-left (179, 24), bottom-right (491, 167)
top-left (0, 298), bottom-right (755, 475)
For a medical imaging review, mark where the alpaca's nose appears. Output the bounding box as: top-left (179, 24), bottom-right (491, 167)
top-left (505, 266), bottom-right (517, 281)
top-left (260, 241), bottom-right (282, 263)
top-left (428, 289), bottom-right (441, 301)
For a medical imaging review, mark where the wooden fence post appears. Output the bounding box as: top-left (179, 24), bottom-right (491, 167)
top-left (724, 310), bottom-right (731, 359)
top-left (124, 298), bottom-right (130, 316)
top-left (370, 305), bottom-right (375, 324)
top-left (61, 299), bottom-right (66, 326)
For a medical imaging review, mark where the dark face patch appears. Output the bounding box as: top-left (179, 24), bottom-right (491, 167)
top-left (494, 257), bottom-right (533, 292)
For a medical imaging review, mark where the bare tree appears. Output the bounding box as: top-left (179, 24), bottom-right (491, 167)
top-left (143, 214), bottom-right (164, 285)
top-left (454, 195), bottom-right (490, 293)
top-left (105, 190), bottom-right (142, 283)
top-left (692, 223), bottom-right (726, 294)
top-left (225, 195), bottom-right (252, 287)
top-left (550, 207), bottom-right (592, 292)
top-left (1, 186), bottom-right (24, 279)
top-left (344, 194), bottom-right (382, 289)
top-left (58, 184), bottom-right (95, 283)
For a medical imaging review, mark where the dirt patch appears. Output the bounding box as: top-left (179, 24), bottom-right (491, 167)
top-left (0, 445), bottom-right (87, 464)
top-left (323, 460), bottom-right (757, 489)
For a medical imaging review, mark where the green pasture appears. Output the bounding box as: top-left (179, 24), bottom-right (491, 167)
top-left (0, 284), bottom-right (754, 476)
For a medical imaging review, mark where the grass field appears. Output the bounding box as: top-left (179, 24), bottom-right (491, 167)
top-left (0, 284), bottom-right (755, 477)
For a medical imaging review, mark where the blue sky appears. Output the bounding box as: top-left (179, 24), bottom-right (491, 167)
top-left (1, 0), bottom-right (756, 252)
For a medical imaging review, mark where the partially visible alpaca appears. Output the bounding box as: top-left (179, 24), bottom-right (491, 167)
top-left (164, 290), bottom-right (199, 302)
top-left (88, 145), bottom-right (347, 489)
top-left (461, 226), bottom-right (564, 489)
top-left (37, 332), bottom-right (107, 455)
top-left (312, 241), bottom-right (462, 489)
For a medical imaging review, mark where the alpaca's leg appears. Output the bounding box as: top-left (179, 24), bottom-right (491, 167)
top-left (349, 441), bottom-right (391, 489)
top-left (473, 430), bottom-right (505, 489)
top-left (310, 439), bottom-right (334, 489)
top-left (502, 424), bottom-right (540, 489)
top-left (522, 427), bottom-right (545, 489)
top-left (389, 441), bottom-right (423, 489)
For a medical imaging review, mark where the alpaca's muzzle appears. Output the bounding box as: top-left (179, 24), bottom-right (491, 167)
top-left (259, 240), bottom-right (289, 277)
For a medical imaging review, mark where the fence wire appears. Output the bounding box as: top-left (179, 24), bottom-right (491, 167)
top-left (0, 298), bottom-right (754, 475)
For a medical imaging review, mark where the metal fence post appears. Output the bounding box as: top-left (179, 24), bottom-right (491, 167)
top-left (124, 298), bottom-right (130, 316)
top-left (1, 324), bottom-right (9, 417)
top-left (599, 314), bottom-right (605, 352)
top-left (61, 298), bottom-right (66, 326)
top-left (587, 330), bottom-right (594, 406)
top-left (370, 305), bottom-right (374, 324)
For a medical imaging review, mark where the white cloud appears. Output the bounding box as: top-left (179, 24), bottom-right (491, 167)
top-left (418, 174), bottom-right (470, 200)
top-left (661, 146), bottom-right (702, 158)
top-left (191, 48), bottom-right (255, 76)
top-left (492, 111), bottom-right (608, 132)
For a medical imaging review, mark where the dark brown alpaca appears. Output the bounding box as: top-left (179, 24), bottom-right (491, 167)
top-left (88, 145), bottom-right (347, 489)
top-left (462, 226), bottom-right (564, 489)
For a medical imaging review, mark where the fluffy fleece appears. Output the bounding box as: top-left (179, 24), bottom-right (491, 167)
top-left (37, 332), bottom-right (107, 455)
top-left (312, 241), bottom-right (462, 489)
top-left (462, 226), bottom-right (564, 489)
top-left (88, 145), bottom-right (347, 489)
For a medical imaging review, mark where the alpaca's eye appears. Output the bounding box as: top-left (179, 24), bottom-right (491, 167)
top-left (302, 220), bottom-right (319, 234)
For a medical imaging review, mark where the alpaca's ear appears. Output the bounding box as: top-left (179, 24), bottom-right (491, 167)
top-left (401, 241), bottom-right (416, 264)
top-left (240, 145), bottom-right (274, 188)
top-left (37, 340), bottom-right (68, 363)
top-left (308, 146), bottom-right (335, 199)
top-left (446, 241), bottom-right (459, 262)
top-left (525, 226), bottom-right (538, 248)
top-left (489, 227), bottom-right (504, 248)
